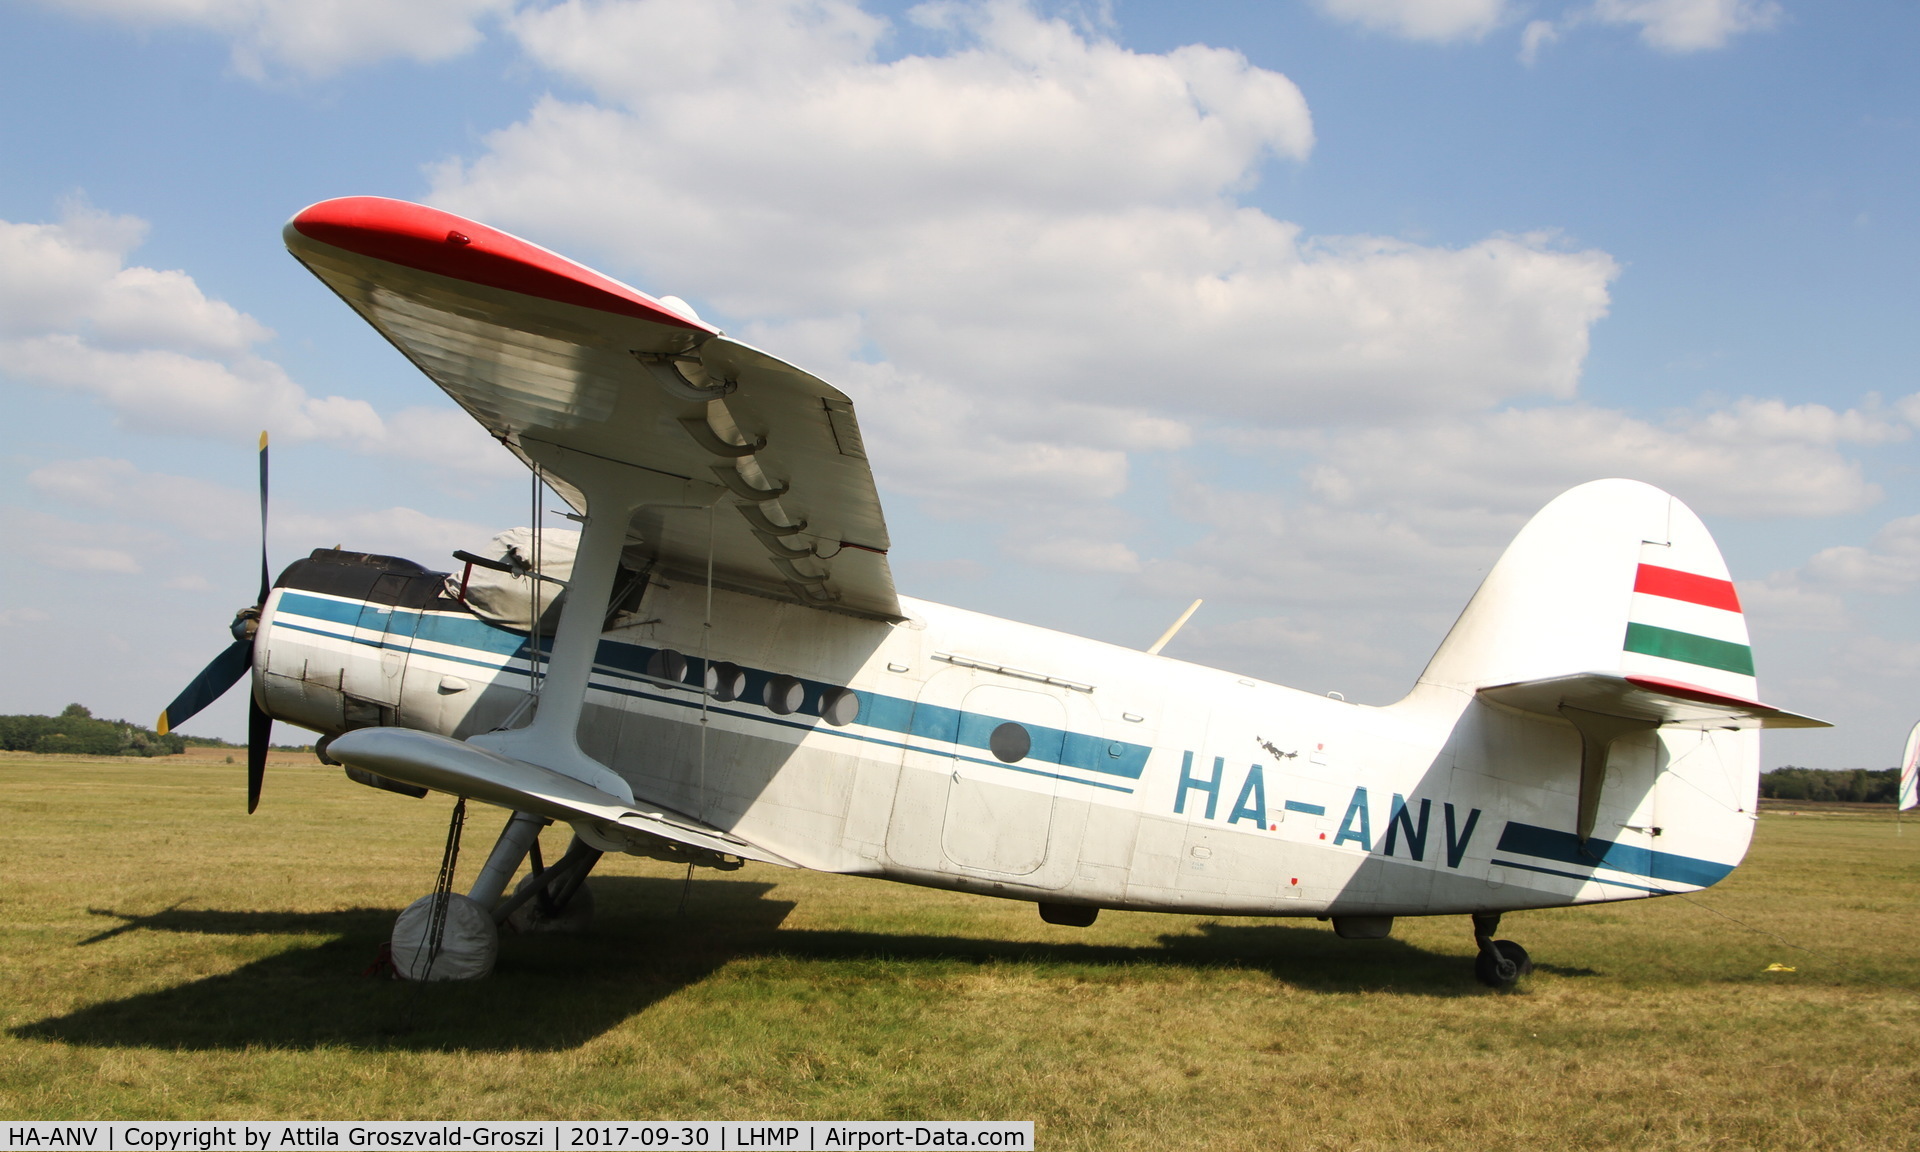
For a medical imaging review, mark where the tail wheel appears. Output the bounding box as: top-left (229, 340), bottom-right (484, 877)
top-left (1475, 940), bottom-right (1532, 988)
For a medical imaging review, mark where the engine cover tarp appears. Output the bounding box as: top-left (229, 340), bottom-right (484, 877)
top-left (444, 526), bottom-right (577, 634)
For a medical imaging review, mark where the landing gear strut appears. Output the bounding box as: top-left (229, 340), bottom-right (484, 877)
top-left (1471, 911), bottom-right (1532, 989)
top-left (496, 833), bottom-right (603, 934)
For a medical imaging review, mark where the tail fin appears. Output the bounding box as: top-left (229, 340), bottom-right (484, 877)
top-left (1412, 478), bottom-right (1760, 702)
top-left (1404, 479), bottom-right (1823, 864)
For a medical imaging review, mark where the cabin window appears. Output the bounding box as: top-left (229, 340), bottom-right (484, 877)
top-left (820, 687), bottom-right (860, 727)
top-left (765, 675), bottom-right (804, 715)
top-left (706, 661), bottom-right (746, 702)
top-left (990, 722), bottom-right (1031, 764)
top-left (647, 648), bottom-right (688, 684)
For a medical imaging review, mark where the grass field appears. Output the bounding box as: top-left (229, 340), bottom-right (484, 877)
top-left (1, 751), bottom-right (1917, 1149)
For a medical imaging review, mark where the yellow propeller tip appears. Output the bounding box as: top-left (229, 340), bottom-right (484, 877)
top-left (156, 713), bottom-right (170, 736)
top-left (258, 430), bottom-right (269, 450)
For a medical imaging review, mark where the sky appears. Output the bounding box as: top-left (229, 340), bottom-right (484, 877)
top-left (0, 0), bottom-right (1914, 769)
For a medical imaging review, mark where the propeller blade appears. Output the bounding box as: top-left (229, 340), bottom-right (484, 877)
top-left (246, 693), bottom-right (272, 814)
top-left (156, 640), bottom-right (251, 735)
top-left (256, 430), bottom-right (271, 607)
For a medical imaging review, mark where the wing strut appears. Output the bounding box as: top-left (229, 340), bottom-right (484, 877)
top-left (470, 440), bottom-right (723, 797)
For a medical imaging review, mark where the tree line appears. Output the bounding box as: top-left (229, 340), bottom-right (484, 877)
top-left (1760, 766), bottom-right (1899, 804)
top-left (0, 704), bottom-right (188, 757)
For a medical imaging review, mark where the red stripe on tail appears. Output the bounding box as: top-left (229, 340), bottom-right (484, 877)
top-left (1634, 564), bottom-right (1742, 613)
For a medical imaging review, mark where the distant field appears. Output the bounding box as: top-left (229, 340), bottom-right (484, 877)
top-left (1, 753), bottom-right (1916, 1149)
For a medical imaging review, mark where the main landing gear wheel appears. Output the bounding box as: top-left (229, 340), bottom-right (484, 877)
top-left (391, 798), bottom-right (500, 981)
top-left (490, 830), bottom-right (603, 935)
top-left (1470, 911), bottom-right (1532, 989)
top-left (506, 870), bottom-right (595, 934)
top-left (392, 892), bottom-right (499, 980)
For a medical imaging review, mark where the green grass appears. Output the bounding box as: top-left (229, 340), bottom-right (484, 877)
top-left (2, 753), bottom-right (1918, 1148)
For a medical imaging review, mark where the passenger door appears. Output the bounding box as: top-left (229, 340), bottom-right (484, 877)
top-left (940, 684), bottom-right (1068, 876)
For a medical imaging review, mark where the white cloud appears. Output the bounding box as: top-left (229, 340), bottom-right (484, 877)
top-left (0, 207), bottom-right (148, 336)
top-left (3, 333), bottom-right (364, 441)
top-left (28, 457), bottom-right (255, 542)
top-left (1310, 0), bottom-right (1780, 57)
top-left (1791, 515), bottom-right (1920, 597)
top-left (5, 509), bottom-right (157, 575)
top-left (990, 500), bottom-right (1146, 574)
top-left (1171, 609), bottom-right (1429, 700)
top-left (1589, 0), bottom-right (1782, 53)
top-left (861, 372), bottom-right (1136, 513)
top-left (1138, 479), bottom-right (1508, 611)
top-left (1300, 400), bottom-right (1894, 520)
top-left (1519, 18), bottom-right (1560, 65)
top-left (1735, 579), bottom-right (1847, 634)
top-left (1117, 389), bottom-right (1914, 697)
top-left (1002, 533), bottom-right (1142, 574)
top-left (512, 0), bottom-right (886, 100)
top-left (37, 0), bottom-right (514, 79)
top-left (419, 0), bottom-right (1862, 640)
top-left (0, 206), bottom-right (267, 354)
top-left (1522, 0), bottom-right (1782, 61)
top-left (23, 457), bottom-right (492, 570)
top-left (1105, 393), bottom-right (1898, 652)
top-left (1311, 0), bottom-right (1514, 43)
top-left (86, 265), bottom-right (272, 354)
top-left (462, 3), bottom-right (1314, 236)
top-left (0, 204), bottom-right (516, 476)
top-left (276, 506), bottom-right (493, 561)
top-left (431, 0), bottom-right (1616, 530)
top-left (1897, 392), bottom-right (1920, 427)
top-left (42, 543), bottom-right (144, 575)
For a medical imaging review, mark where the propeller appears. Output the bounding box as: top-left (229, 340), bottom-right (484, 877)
top-left (157, 431), bottom-right (275, 813)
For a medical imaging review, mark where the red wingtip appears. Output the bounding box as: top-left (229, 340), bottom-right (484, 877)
top-left (286, 196), bottom-right (714, 332)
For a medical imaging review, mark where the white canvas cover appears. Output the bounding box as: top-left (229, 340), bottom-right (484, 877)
top-left (445, 526), bottom-right (579, 634)
top-left (390, 892), bottom-right (498, 981)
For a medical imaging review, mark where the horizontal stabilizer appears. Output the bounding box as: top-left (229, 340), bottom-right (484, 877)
top-left (324, 727), bottom-right (797, 867)
top-left (1479, 672), bottom-right (1829, 730)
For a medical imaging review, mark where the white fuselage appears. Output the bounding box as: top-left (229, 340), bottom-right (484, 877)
top-left (258, 570), bottom-right (1759, 920)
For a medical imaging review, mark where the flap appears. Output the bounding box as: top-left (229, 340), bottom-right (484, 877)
top-left (1478, 672), bottom-right (1829, 730)
top-left (285, 196), bottom-right (899, 622)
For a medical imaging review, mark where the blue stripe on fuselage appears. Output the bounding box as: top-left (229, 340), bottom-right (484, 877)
top-left (270, 591), bottom-right (1152, 783)
top-left (1494, 821), bottom-right (1735, 888)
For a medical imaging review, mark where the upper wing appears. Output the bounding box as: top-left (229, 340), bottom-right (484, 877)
top-left (285, 196), bottom-right (899, 621)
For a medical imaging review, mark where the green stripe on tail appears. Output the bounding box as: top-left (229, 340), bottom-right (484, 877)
top-left (1623, 623), bottom-right (1754, 676)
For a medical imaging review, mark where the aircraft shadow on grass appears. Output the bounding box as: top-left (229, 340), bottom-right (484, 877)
top-left (15, 877), bottom-right (1592, 1052)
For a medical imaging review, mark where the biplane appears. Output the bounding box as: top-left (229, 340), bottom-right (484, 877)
top-left (158, 197), bottom-right (1827, 985)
